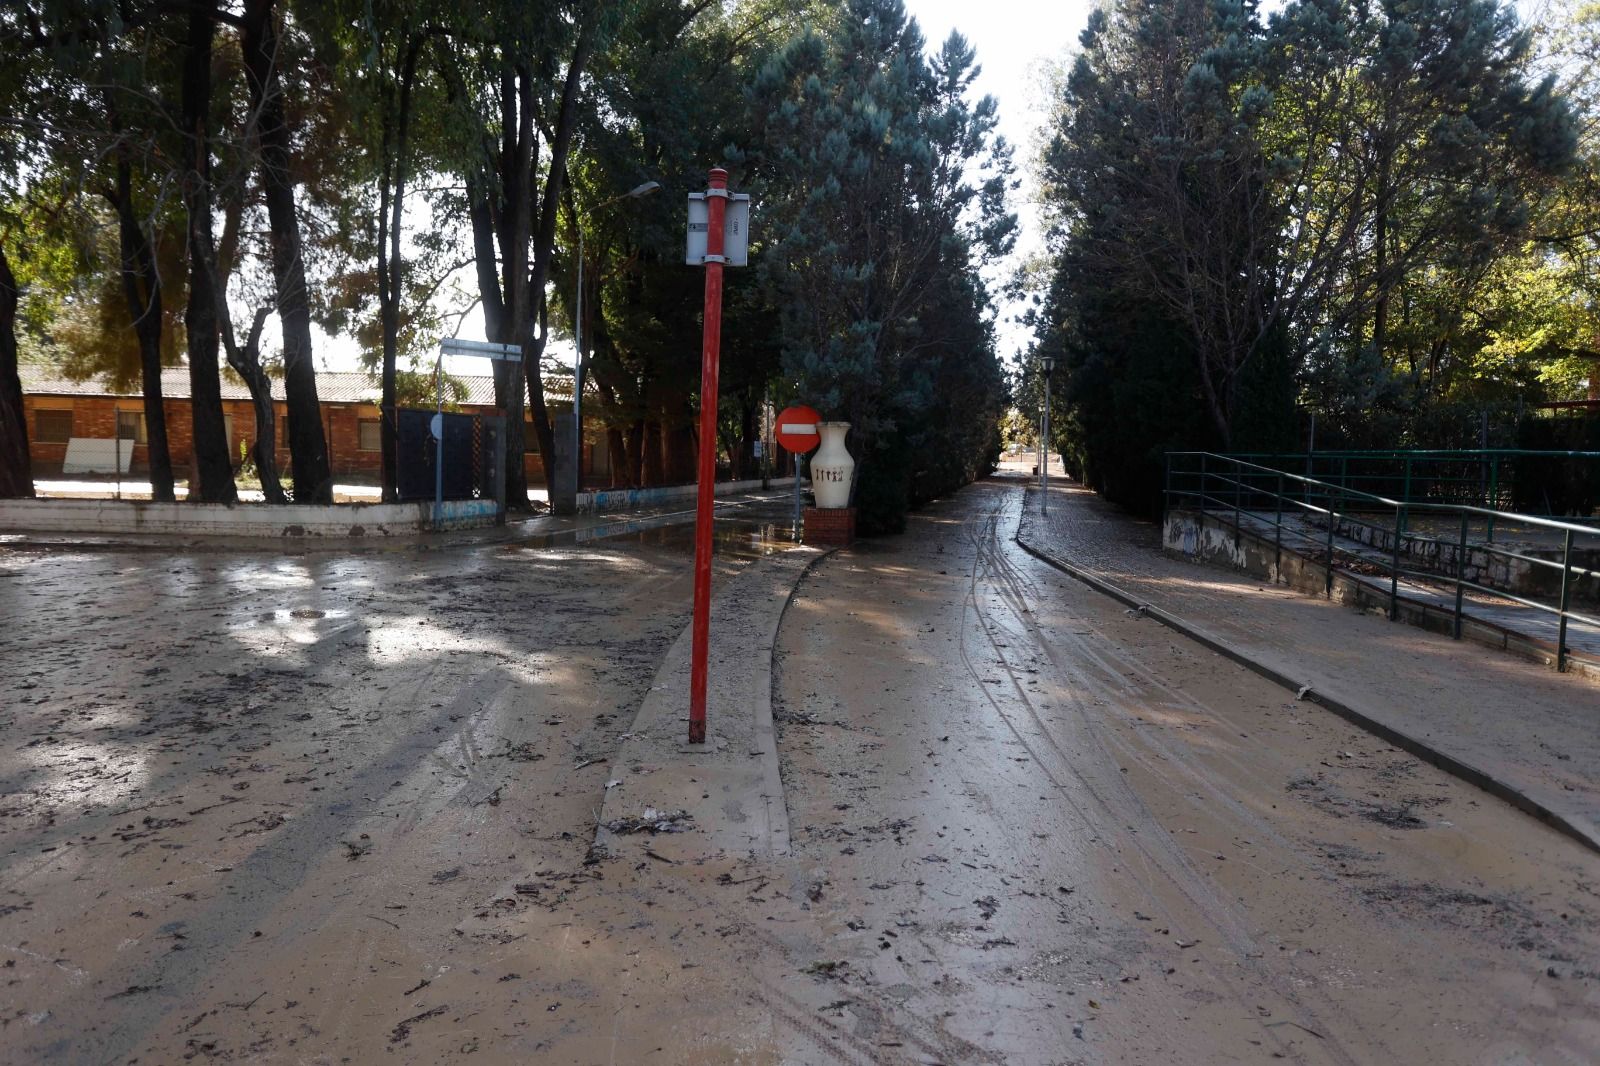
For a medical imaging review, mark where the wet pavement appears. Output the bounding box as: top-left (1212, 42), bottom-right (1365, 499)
top-left (768, 480), bottom-right (1600, 1063)
top-left (1, 482), bottom-right (1598, 1063)
top-left (0, 504), bottom-right (791, 1062)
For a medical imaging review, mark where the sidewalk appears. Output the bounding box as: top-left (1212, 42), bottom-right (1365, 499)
top-left (1230, 509), bottom-right (1600, 664)
top-left (1017, 475), bottom-right (1600, 851)
top-left (595, 544), bottom-right (827, 861)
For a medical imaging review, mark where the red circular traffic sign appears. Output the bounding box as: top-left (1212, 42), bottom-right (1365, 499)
top-left (775, 405), bottom-right (822, 454)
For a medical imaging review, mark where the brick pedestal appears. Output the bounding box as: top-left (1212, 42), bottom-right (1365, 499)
top-left (804, 505), bottom-right (856, 546)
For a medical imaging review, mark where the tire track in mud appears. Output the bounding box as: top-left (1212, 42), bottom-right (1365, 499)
top-left (14, 668), bottom-right (515, 1065)
top-left (997, 489), bottom-right (1600, 1065)
top-left (559, 848), bottom-right (1005, 1066)
top-left (956, 493), bottom-right (1375, 1066)
top-left (996, 501), bottom-right (1328, 849)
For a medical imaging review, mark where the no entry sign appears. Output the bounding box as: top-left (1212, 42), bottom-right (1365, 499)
top-left (776, 405), bottom-right (822, 454)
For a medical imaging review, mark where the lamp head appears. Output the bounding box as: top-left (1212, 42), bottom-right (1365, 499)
top-left (626, 180), bottom-right (662, 199)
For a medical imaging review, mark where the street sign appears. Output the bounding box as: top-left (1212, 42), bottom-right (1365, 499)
top-left (439, 337), bottom-right (523, 361)
top-left (686, 192), bottom-right (750, 266)
top-left (776, 405), bottom-right (822, 454)
top-left (429, 413), bottom-right (443, 440)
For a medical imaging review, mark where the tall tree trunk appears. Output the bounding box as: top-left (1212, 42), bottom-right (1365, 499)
top-left (377, 112), bottom-right (396, 500)
top-left (1372, 95), bottom-right (1396, 367)
top-left (625, 420), bottom-right (643, 487)
top-left (181, 9), bottom-right (237, 504)
top-left (667, 422), bottom-right (696, 484)
top-left (0, 243), bottom-right (32, 499)
top-left (605, 426), bottom-right (625, 487)
top-left (377, 33), bottom-right (424, 503)
top-left (108, 149), bottom-right (176, 502)
top-left (642, 419), bottom-right (663, 486)
top-left (242, 0), bottom-right (331, 503)
top-left (523, 19), bottom-right (597, 495)
top-left (457, 60), bottom-right (529, 506)
top-left (215, 295), bottom-right (286, 503)
top-left (463, 163), bottom-right (527, 503)
top-left (736, 391), bottom-right (758, 481)
top-left (501, 65), bottom-right (537, 506)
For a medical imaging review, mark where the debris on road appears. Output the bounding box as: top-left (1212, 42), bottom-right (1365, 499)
top-left (602, 807), bottom-right (693, 834)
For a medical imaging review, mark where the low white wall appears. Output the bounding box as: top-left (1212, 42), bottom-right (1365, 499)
top-left (0, 497), bottom-right (499, 537)
top-left (1, 476), bottom-right (795, 538)
top-left (579, 476), bottom-right (798, 514)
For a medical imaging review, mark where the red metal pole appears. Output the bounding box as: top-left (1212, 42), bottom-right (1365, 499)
top-left (688, 166), bottom-right (729, 744)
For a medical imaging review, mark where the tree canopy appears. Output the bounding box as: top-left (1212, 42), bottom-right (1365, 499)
top-left (1, 0), bottom-right (1009, 529)
top-left (1033, 0), bottom-right (1593, 513)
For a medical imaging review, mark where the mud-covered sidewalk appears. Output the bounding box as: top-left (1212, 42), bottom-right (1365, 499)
top-left (1019, 473), bottom-right (1600, 848)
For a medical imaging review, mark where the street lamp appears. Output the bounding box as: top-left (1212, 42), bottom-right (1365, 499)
top-left (1040, 354), bottom-right (1056, 515)
top-left (573, 180), bottom-right (661, 495)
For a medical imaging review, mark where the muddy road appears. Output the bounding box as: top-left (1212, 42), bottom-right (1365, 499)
top-left (1, 483), bottom-right (1597, 1064)
top-left (0, 511), bottom-right (793, 1063)
top-left (770, 481), bottom-right (1600, 1064)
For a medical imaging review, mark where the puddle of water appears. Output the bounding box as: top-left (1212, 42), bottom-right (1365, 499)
top-left (502, 512), bottom-right (802, 559)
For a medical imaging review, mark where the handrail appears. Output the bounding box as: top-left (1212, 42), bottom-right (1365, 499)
top-left (1166, 451), bottom-right (1598, 537)
top-left (1218, 448), bottom-right (1600, 459)
top-left (1164, 451), bottom-right (1596, 672)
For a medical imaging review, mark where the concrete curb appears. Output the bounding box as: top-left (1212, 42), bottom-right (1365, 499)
top-left (594, 544), bottom-right (836, 861)
top-left (1, 478), bottom-right (800, 548)
top-left (0, 496), bottom-right (499, 537)
top-left (0, 490), bottom-right (792, 555)
top-left (579, 476), bottom-right (798, 514)
top-left (1014, 518), bottom-right (1600, 857)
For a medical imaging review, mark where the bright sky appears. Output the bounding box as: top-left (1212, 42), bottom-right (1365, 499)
top-left (905, 0), bottom-right (1094, 366)
top-left (313, 1), bottom-right (1095, 379)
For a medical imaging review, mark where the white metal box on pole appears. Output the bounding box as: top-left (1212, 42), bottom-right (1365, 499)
top-left (686, 192), bottom-right (751, 266)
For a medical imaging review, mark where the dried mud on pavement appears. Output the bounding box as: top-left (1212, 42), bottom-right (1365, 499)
top-left (2, 486), bottom-right (1599, 1065)
top-left (768, 481), bottom-right (1600, 1065)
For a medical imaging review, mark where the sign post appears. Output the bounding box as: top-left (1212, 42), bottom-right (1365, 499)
top-left (776, 404), bottom-right (821, 532)
top-left (686, 167), bottom-right (753, 744)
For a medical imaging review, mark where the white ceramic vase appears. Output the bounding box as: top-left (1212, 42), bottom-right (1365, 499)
top-left (811, 421), bottom-right (855, 509)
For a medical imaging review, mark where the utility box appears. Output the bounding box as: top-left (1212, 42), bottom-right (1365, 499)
top-left (551, 411), bottom-right (578, 515)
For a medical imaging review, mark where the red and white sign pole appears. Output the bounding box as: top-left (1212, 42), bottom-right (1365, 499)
top-left (688, 167), bottom-right (731, 744)
top-left (776, 404), bottom-right (821, 531)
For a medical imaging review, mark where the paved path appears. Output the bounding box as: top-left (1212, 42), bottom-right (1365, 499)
top-left (768, 479), bottom-right (1600, 1063)
top-left (1021, 474), bottom-right (1600, 848)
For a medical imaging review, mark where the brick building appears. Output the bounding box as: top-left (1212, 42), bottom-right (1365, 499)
top-left (16, 365), bottom-right (602, 484)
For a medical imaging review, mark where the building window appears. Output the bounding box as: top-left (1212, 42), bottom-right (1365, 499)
top-left (116, 410), bottom-right (147, 445)
top-left (358, 418), bottom-right (382, 452)
top-left (35, 409), bottom-right (72, 443)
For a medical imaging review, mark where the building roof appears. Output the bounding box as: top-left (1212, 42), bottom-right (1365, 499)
top-left (19, 364), bottom-right (511, 407)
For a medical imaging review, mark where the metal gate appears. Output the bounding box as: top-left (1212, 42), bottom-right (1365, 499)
top-left (396, 408), bottom-right (505, 510)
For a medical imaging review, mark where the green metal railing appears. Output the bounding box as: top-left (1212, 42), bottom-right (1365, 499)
top-left (1222, 449), bottom-right (1600, 541)
top-left (1165, 451), bottom-right (1600, 672)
